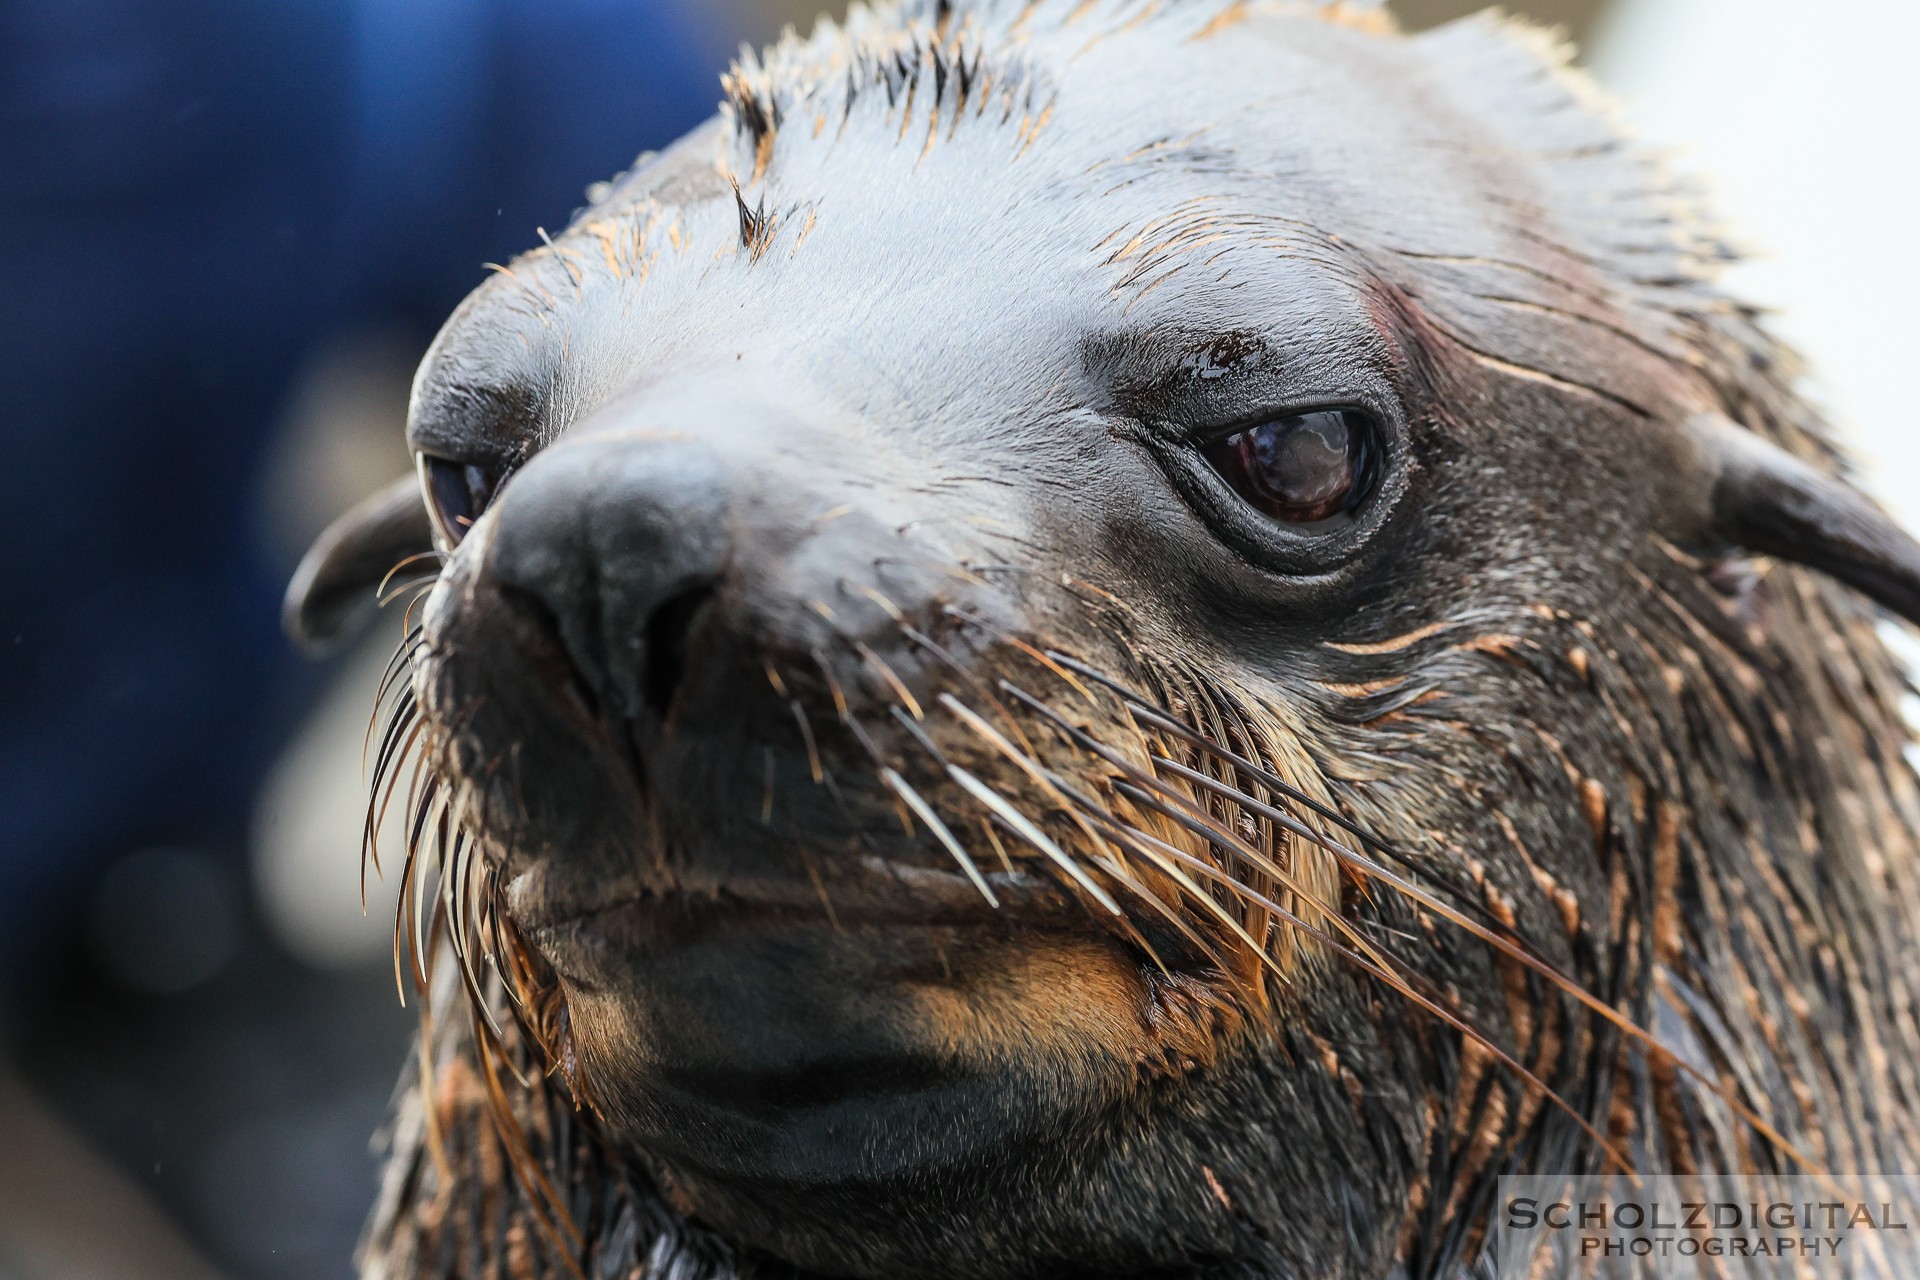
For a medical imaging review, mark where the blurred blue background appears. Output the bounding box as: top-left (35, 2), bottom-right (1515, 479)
top-left (0, 0), bottom-right (729, 970)
top-left (0, 2), bottom-right (751, 1274)
top-left (8, 0), bottom-right (1918, 1276)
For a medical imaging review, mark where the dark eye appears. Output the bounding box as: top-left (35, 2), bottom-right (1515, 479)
top-left (1200, 407), bottom-right (1380, 526)
top-left (419, 454), bottom-right (504, 546)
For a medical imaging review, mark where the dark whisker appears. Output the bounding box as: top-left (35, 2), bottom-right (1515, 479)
top-left (366, 687), bottom-right (418, 784)
top-left (365, 703), bottom-right (422, 878)
top-left (958, 685), bottom-right (1619, 1166)
top-left (372, 623), bottom-right (426, 708)
top-left (1045, 652), bottom-right (1422, 857)
top-left (993, 669), bottom-right (1632, 1165)
top-left (1014, 663), bottom-right (1820, 1175)
top-left (1097, 800), bottom-right (1634, 1176)
top-left (1042, 654), bottom-right (1552, 950)
top-left (943, 609), bottom-right (1097, 703)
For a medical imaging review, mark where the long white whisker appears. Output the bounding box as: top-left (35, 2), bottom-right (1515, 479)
top-left (879, 768), bottom-right (1000, 907)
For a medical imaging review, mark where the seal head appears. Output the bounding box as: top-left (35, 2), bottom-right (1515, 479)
top-left (291, 4), bottom-right (1920, 1277)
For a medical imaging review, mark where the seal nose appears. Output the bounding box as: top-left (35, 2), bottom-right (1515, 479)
top-left (484, 434), bottom-right (728, 724)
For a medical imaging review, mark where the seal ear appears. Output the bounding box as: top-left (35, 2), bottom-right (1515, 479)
top-left (1689, 413), bottom-right (1920, 625)
top-left (284, 474), bottom-right (435, 654)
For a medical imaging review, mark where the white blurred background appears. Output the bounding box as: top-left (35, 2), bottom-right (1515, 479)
top-left (1590, 0), bottom-right (1920, 530)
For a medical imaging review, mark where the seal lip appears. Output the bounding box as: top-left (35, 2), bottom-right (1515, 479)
top-left (515, 857), bottom-right (1117, 990)
top-left (509, 854), bottom-right (1084, 944)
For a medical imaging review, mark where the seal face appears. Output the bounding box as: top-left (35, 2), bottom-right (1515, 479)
top-left (289, 3), bottom-right (1920, 1278)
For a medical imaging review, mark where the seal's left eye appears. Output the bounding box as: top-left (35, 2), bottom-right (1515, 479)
top-left (1201, 408), bottom-right (1379, 527)
top-left (420, 454), bottom-right (503, 546)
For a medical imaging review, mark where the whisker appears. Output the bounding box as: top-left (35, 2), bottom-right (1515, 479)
top-left (795, 846), bottom-right (842, 929)
top-left (764, 661), bottom-right (826, 783)
top-left (978, 817), bottom-right (1017, 876)
top-left (1017, 663), bottom-right (1820, 1176)
top-left (365, 687), bottom-right (418, 786)
top-left (992, 672), bottom-right (1633, 1166)
top-left (903, 635), bottom-right (1266, 967)
top-left (470, 1004), bottom-right (588, 1276)
top-left (364, 703), bottom-right (423, 889)
top-left (377, 574), bottom-right (441, 609)
top-left (898, 623), bottom-right (1057, 773)
top-left (355, 664), bottom-right (595, 1272)
top-left (883, 707), bottom-right (1034, 907)
top-left (872, 555), bottom-right (989, 588)
top-left (1004, 696), bottom-right (1634, 1172)
top-left (398, 577), bottom-right (441, 637)
top-left (789, 700), bottom-right (826, 784)
top-left (456, 886), bottom-right (508, 1044)
top-left (762, 747), bottom-right (777, 825)
top-left (1096, 805), bottom-right (1634, 1177)
top-left (984, 707), bottom-right (1571, 1121)
top-left (879, 767), bottom-right (999, 906)
top-left (934, 690), bottom-right (1132, 894)
top-left (1040, 774), bottom-right (1269, 984)
top-left (1085, 841), bottom-right (1243, 984)
top-left (944, 608), bottom-right (1097, 704)
top-left (1108, 774), bottom-right (1384, 965)
top-left (809, 645), bottom-right (852, 722)
top-left (392, 780), bottom-right (443, 1003)
top-left (1138, 750), bottom-right (1821, 1171)
top-left (997, 683), bottom-right (1329, 908)
top-left (852, 640), bottom-right (924, 720)
top-left (1046, 652), bottom-right (1427, 859)
top-left (370, 625), bottom-right (425, 716)
top-left (799, 650), bottom-right (902, 881)
top-left (1017, 671), bottom-right (1532, 950)
top-left (945, 765), bottom-right (1122, 914)
top-left (840, 579), bottom-right (906, 623)
top-left (376, 550), bottom-right (448, 596)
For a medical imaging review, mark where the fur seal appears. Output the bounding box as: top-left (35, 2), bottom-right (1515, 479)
top-left (288, 2), bottom-right (1920, 1276)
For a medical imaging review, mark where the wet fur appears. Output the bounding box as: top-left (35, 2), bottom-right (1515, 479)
top-left (350, 3), bottom-right (1920, 1277)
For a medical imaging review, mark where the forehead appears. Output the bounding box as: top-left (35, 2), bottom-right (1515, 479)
top-left (416, 2), bottom-right (1606, 450)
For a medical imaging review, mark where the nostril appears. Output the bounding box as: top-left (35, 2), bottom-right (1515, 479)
top-left (496, 583), bottom-right (605, 722)
top-left (642, 580), bottom-right (717, 719)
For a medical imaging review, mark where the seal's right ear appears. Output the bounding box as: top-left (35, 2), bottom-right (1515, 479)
top-left (284, 474), bottom-right (436, 655)
top-left (1687, 414), bottom-right (1920, 625)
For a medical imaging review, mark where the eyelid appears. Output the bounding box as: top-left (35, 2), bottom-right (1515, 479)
top-left (1191, 401), bottom-right (1375, 445)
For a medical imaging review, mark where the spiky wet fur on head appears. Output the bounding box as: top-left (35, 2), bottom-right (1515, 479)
top-left (349, 3), bottom-right (1920, 1278)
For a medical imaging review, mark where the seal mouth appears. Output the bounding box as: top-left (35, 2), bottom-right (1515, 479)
top-left (512, 854), bottom-right (1090, 962)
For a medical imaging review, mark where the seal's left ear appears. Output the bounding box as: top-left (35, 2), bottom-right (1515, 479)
top-left (1688, 413), bottom-right (1920, 625)
top-left (284, 474), bottom-right (436, 655)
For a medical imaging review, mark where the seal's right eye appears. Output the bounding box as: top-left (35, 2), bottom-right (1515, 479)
top-left (1200, 407), bottom-right (1380, 528)
top-left (419, 454), bottom-right (503, 546)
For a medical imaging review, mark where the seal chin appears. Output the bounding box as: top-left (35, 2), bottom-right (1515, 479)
top-left (543, 881), bottom-right (1166, 1188)
top-left (491, 802), bottom-right (1178, 1160)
